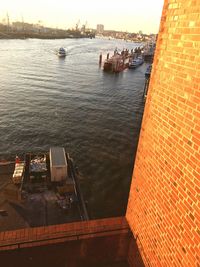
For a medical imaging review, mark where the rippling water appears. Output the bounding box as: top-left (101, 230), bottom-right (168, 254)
top-left (0, 38), bottom-right (146, 218)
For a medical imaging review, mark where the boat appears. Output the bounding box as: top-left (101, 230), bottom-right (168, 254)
top-left (129, 56), bottom-right (144, 69)
top-left (142, 41), bottom-right (156, 62)
top-left (145, 64), bottom-right (152, 78)
top-left (57, 47), bottom-right (67, 57)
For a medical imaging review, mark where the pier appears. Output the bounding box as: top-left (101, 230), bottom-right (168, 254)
top-left (101, 49), bottom-right (133, 73)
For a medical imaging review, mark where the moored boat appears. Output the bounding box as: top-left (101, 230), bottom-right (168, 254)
top-left (142, 41), bottom-right (156, 62)
top-left (145, 64), bottom-right (152, 78)
top-left (129, 56), bottom-right (144, 69)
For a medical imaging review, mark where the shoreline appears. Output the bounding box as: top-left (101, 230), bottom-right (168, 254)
top-left (0, 32), bottom-right (95, 40)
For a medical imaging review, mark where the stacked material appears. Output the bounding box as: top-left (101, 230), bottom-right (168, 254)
top-left (12, 162), bottom-right (25, 184)
top-left (30, 156), bottom-right (47, 173)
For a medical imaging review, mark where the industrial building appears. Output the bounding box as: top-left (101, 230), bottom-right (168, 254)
top-left (96, 24), bottom-right (104, 34)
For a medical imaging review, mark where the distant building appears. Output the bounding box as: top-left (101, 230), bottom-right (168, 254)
top-left (11, 21), bottom-right (53, 34)
top-left (96, 24), bottom-right (104, 34)
top-left (12, 22), bottom-right (37, 32)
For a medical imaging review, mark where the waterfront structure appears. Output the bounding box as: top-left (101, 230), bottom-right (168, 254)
top-left (96, 24), bottom-right (104, 34)
top-left (103, 53), bottom-right (130, 72)
top-left (0, 21), bottom-right (94, 39)
top-left (0, 0), bottom-right (200, 266)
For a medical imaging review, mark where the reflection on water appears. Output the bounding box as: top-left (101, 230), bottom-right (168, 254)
top-left (0, 38), bottom-right (145, 218)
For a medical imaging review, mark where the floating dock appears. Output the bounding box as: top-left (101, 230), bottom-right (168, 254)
top-left (0, 147), bottom-right (88, 231)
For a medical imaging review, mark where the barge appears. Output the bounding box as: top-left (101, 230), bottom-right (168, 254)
top-left (0, 147), bottom-right (88, 231)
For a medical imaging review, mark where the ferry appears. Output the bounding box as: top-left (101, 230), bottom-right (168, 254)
top-left (57, 47), bottom-right (67, 57)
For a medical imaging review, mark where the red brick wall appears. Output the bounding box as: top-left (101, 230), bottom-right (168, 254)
top-left (0, 217), bottom-right (128, 250)
top-left (126, 0), bottom-right (200, 266)
top-left (0, 217), bottom-right (132, 267)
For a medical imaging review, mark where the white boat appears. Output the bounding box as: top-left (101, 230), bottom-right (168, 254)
top-left (129, 56), bottom-right (144, 69)
top-left (57, 47), bottom-right (67, 57)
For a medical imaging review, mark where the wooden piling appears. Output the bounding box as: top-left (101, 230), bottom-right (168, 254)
top-left (99, 53), bottom-right (102, 65)
top-left (143, 78), bottom-right (150, 98)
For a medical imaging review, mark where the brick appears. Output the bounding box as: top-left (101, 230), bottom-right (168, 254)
top-left (126, 0), bottom-right (200, 266)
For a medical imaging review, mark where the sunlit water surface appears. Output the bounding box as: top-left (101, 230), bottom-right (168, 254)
top-left (0, 38), bottom-right (146, 218)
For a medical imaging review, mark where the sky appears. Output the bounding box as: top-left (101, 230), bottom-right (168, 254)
top-left (0, 0), bottom-right (164, 34)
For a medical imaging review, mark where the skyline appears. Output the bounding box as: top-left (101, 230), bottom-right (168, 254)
top-left (0, 0), bottom-right (164, 34)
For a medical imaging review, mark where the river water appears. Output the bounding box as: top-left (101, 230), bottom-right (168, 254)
top-left (0, 38), bottom-right (146, 219)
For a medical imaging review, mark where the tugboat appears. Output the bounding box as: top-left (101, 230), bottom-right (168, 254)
top-left (57, 47), bottom-right (67, 57)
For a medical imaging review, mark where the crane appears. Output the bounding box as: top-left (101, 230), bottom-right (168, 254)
top-left (75, 20), bottom-right (80, 31)
top-left (6, 12), bottom-right (10, 28)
